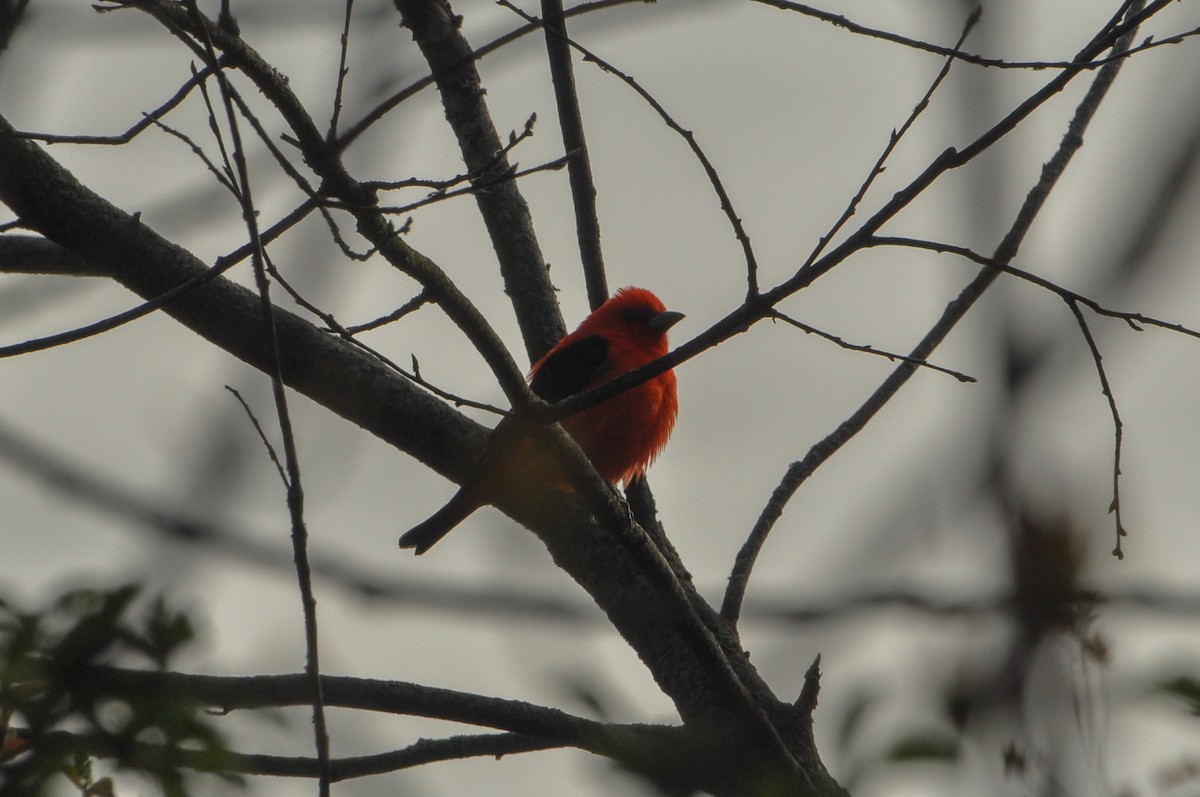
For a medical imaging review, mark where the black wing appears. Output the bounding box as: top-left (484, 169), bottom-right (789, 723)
top-left (529, 335), bottom-right (609, 402)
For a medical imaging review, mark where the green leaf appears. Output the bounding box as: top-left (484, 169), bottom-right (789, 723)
top-left (886, 730), bottom-right (960, 762)
top-left (1156, 675), bottom-right (1200, 714)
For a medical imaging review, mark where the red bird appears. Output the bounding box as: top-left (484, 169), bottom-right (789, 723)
top-left (399, 287), bottom-right (683, 554)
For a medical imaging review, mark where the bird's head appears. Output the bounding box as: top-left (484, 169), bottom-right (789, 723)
top-left (595, 287), bottom-right (684, 354)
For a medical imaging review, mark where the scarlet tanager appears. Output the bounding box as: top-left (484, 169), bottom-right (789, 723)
top-left (399, 287), bottom-right (683, 554)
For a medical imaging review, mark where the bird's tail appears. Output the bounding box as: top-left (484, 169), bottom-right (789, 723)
top-left (399, 487), bottom-right (482, 555)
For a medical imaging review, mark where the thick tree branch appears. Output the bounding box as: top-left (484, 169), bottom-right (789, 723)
top-left (393, 0), bottom-right (565, 360)
top-left (107, 0), bottom-right (532, 405)
top-left (0, 114), bottom-right (488, 489)
top-left (0, 234), bottom-right (104, 276)
top-left (0, 98), bottom-right (841, 797)
top-left (540, 0), bottom-right (608, 309)
top-left (65, 666), bottom-right (790, 792)
top-left (84, 667), bottom-right (626, 743)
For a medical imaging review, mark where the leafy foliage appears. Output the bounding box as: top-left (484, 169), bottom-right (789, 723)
top-left (0, 585), bottom-right (237, 797)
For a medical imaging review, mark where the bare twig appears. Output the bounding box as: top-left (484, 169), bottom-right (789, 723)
top-left (193, 733), bottom-right (557, 780)
top-left (805, 7), bottom-right (979, 267)
top-left (1065, 300), bottom-right (1128, 558)
top-left (869, 236), bottom-right (1200, 341)
top-left (499, 0), bottom-right (763, 299)
top-left (116, 0), bottom-right (531, 403)
top-left (7, 65), bottom-right (216, 145)
top-left (224, 386), bottom-right (288, 485)
top-left (147, 79), bottom-right (238, 193)
top-left (364, 111), bottom-right (538, 192)
top-left (0, 202), bottom-right (317, 358)
top-left (263, 262), bottom-right (506, 415)
top-left (342, 289), bottom-right (431, 334)
top-left (182, 1), bottom-right (331, 789)
top-left (751, 0), bottom-right (1194, 71)
top-left (327, 0), bottom-right (355, 142)
top-left (364, 153), bottom-right (574, 217)
top-left (333, 0), bottom-right (642, 152)
top-left (539, 0), bottom-right (608, 309)
top-left (769, 310), bottom-right (976, 383)
top-left (720, 1), bottom-right (1149, 625)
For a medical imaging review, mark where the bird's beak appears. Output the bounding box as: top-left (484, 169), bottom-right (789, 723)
top-left (650, 310), bottom-right (685, 333)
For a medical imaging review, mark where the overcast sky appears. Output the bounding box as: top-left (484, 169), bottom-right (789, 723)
top-left (3, 2), bottom-right (1200, 796)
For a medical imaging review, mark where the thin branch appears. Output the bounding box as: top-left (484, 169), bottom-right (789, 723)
top-left (0, 202), bottom-right (317, 358)
top-left (540, 0), bottom-right (608, 309)
top-left (7, 65), bottom-right (216, 145)
top-left (264, 263), bottom-right (506, 415)
top-left (1065, 299), bottom-right (1128, 559)
top-left (407, 354), bottom-right (508, 414)
top-left (333, 0), bottom-right (642, 152)
top-left (183, 2), bottom-right (331, 789)
top-left (362, 153), bottom-right (573, 217)
top-left (750, 0), bottom-right (1194, 71)
top-left (805, 7), bottom-right (979, 267)
top-left (362, 111), bottom-right (537, 192)
top-left (26, 728), bottom-right (563, 782)
top-left (80, 667), bottom-right (640, 750)
top-left (213, 734), bottom-right (559, 780)
top-left (326, 0), bottom-right (355, 142)
top-left (499, 0), bottom-right (762, 299)
top-left (769, 310), bottom-right (976, 383)
top-left (147, 83), bottom-right (238, 194)
top-left (869, 236), bottom-right (1200, 341)
top-left (224, 386), bottom-right (288, 485)
top-left (720, 1), bottom-right (1149, 625)
top-left (341, 289), bottom-right (430, 334)
top-left (189, 55), bottom-right (239, 193)
top-left (114, 0), bottom-right (531, 404)
top-left (395, 0), bottom-right (564, 362)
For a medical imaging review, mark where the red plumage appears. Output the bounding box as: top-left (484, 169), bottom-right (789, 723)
top-left (399, 287), bottom-right (683, 554)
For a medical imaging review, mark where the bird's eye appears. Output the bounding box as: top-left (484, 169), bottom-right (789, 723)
top-left (621, 307), bottom-right (654, 325)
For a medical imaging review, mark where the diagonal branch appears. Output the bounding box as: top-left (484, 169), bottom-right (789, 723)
top-left (720, 1), bottom-right (1148, 625)
top-left (0, 63), bottom-right (839, 797)
top-left (804, 7), bottom-right (979, 268)
top-left (71, 665), bottom-right (804, 791)
top-left (769, 310), bottom-right (976, 383)
top-left (393, 0), bottom-right (564, 360)
top-left (501, 0), bottom-right (762, 299)
top-left (540, 0), bottom-right (607, 309)
top-left (0, 112), bottom-right (490, 487)
top-left (108, 0), bottom-right (531, 405)
top-left (527, 0), bottom-right (1173, 434)
top-left (751, 0), bottom-right (1193, 70)
top-left (0, 203), bottom-right (316, 357)
top-left (868, 236), bottom-right (1200, 341)
top-left (334, 0), bottom-right (644, 151)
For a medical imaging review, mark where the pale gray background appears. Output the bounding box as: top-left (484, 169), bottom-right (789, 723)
top-left (2, 1), bottom-right (1200, 795)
